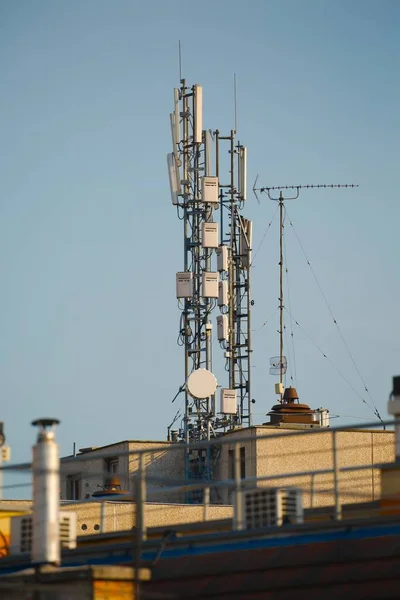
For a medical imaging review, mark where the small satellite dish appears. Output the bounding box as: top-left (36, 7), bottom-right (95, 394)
top-left (187, 369), bottom-right (217, 399)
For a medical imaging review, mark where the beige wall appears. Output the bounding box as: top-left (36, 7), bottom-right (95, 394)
top-left (62, 501), bottom-right (232, 534)
top-left (213, 427), bottom-right (394, 508)
top-left (128, 442), bottom-right (185, 504)
top-left (214, 428), bottom-right (257, 504)
top-left (0, 500), bottom-right (232, 538)
top-left (254, 427), bottom-right (394, 508)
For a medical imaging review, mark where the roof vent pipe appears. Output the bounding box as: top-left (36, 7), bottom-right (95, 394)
top-left (31, 418), bottom-right (60, 565)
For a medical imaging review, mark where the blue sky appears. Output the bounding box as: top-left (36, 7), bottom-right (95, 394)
top-left (0, 0), bottom-right (399, 497)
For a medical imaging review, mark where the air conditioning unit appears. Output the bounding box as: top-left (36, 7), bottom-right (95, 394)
top-left (10, 511), bottom-right (77, 555)
top-left (241, 487), bottom-right (303, 529)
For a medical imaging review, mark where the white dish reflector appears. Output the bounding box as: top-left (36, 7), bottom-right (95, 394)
top-left (187, 368), bottom-right (217, 399)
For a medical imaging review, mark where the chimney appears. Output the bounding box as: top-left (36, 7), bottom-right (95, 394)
top-left (31, 418), bottom-right (60, 565)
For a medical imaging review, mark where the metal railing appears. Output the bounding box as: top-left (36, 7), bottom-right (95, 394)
top-left (128, 419), bottom-right (395, 541)
top-left (0, 418), bottom-right (396, 541)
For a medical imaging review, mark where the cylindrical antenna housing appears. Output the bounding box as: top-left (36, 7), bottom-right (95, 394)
top-left (32, 418), bottom-right (60, 565)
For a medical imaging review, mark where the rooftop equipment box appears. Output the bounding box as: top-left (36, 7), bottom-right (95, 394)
top-left (218, 280), bottom-right (228, 307)
top-left (217, 314), bottom-right (228, 341)
top-left (201, 176), bottom-right (219, 204)
top-left (202, 272), bottom-right (218, 298)
top-left (176, 272), bottom-right (193, 298)
top-left (202, 222), bottom-right (219, 248)
top-left (217, 245), bottom-right (228, 272)
top-left (220, 388), bottom-right (237, 414)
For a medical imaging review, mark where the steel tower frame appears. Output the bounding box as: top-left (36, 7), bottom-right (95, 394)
top-left (215, 131), bottom-right (253, 430)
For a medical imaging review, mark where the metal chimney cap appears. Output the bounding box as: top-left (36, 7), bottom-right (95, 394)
top-left (283, 387), bottom-right (299, 402)
top-left (31, 418), bottom-right (60, 428)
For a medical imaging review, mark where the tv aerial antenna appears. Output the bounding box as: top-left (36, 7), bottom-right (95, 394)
top-left (252, 180), bottom-right (359, 401)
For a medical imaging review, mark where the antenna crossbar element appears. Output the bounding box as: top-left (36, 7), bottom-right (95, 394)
top-left (253, 182), bottom-right (359, 202)
top-left (259, 184), bottom-right (358, 192)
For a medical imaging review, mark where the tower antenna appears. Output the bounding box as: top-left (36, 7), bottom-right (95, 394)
top-left (234, 73), bottom-right (237, 132)
top-left (252, 182), bottom-right (359, 402)
top-left (178, 40), bottom-right (182, 81)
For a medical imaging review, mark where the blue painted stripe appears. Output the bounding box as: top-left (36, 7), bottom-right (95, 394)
top-left (2, 522), bottom-right (400, 575)
top-left (139, 522), bottom-right (400, 560)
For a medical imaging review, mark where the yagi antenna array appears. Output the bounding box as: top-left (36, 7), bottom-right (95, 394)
top-left (252, 180), bottom-right (359, 203)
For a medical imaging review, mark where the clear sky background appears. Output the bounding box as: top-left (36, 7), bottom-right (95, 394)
top-left (1, 0), bottom-right (399, 498)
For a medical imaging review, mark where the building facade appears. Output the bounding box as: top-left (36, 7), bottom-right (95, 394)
top-left (60, 427), bottom-right (395, 510)
top-left (215, 426), bottom-right (395, 507)
top-left (61, 440), bottom-right (185, 504)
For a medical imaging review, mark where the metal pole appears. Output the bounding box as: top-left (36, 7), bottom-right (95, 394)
top-left (229, 131), bottom-right (235, 390)
top-left (100, 502), bottom-right (106, 533)
top-left (233, 443), bottom-right (244, 531)
top-left (332, 431), bottom-right (342, 520)
top-left (310, 474), bottom-right (315, 508)
top-left (279, 192), bottom-right (284, 399)
top-left (247, 240), bottom-right (253, 426)
top-left (136, 455), bottom-right (147, 540)
top-left (135, 454), bottom-right (146, 600)
top-left (203, 486), bottom-right (210, 521)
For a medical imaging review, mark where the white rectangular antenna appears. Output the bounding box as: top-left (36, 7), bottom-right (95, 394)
top-left (220, 388), bottom-right (237, 414)
top-left (217, 246), bottom-right (228, 272)
top-left (202, 272), bottom-right (218, 298)
top-left (239, 217), bottom-right (252, 268)
top-left (205, 130), bottom-right (212, 176)
top-left (167, 153), bottom-right (181, 205)
top-left (201, 176), bottom-right (219, 204)
top-left (170, 113), bottom-right (178, 154)
top-left (216, 314), bottom-right (228, 341)
top-left (218, 280), bottom-right (228, 307)
top-left (238, 146), bottom-right (247, 201)
top-left (176, 272), bottom-right (193, 298)
top-left (202, 222), bottom-right (219, 248)
top-left (193, 84), bottom-right (203, 144)
top-left (173, 88), bottom-right (180, 145)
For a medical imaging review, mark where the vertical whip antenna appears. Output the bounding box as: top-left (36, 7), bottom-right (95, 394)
top-left (178, 40), bottom-right (182, 81)
top-left (234, 73), bottom-right (237, 133)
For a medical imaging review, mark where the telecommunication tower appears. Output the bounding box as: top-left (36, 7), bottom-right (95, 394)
top-left (167, 80), bottom-right (252, 487)
top-left (167, 80), bottom-right (218, 488)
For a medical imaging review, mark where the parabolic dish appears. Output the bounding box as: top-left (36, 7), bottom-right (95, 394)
top-left (187, 369), bottom-right (217, 399)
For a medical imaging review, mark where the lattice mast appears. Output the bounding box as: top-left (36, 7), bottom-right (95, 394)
top-left (168, 80), bottom-right (219, 457)
top-left (215, 131), bottom-right (252, 428)
top-left (167, 80), bottom-right (253, 455)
